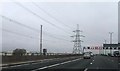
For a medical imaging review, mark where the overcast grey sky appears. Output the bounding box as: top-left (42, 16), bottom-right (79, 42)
top-left (1, 1), bottom-right (118, 53)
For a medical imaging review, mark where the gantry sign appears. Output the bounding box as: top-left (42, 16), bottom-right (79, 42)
top-left (103, 44), bottom-right (119, 50)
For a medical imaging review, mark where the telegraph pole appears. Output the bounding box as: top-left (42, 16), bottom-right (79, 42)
top-left (71, 24), bottom-right (85, 54)
top-left (109, 32), bottom-right (113, 44)
top-left (40, 25), bottom-right (42, 55)
top-left (109, 32), bottom-right (113, 55)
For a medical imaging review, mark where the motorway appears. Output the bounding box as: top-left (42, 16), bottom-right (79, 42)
top-left (1, 55), bottom-right (120, 71)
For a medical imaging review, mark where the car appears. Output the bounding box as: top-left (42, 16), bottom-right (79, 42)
top-left (83, 53), bottom-right (91, 59)
top-left (113, 51), bottom-right (120, 57)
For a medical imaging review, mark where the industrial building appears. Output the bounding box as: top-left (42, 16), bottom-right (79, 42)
top-left (103, 44), bottom-right (119, 55)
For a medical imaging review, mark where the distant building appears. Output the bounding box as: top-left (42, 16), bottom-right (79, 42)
top-left (103, 44), bottom-right (120, 55)
top-left (103, 44), bottom-right (118, 47)
top-left (83, 46), bottom-right (102, 54)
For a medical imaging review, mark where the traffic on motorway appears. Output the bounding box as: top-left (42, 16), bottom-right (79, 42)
top-left (1, 1), bottom-right (120, 71)
top-left (1, 52), bottom-right (120, 71)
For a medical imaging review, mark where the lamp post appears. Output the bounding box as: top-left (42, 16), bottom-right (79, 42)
top-left (109, 32), bottom-right (113, 55)
top-left (109, 32), bottom-right (113, 44)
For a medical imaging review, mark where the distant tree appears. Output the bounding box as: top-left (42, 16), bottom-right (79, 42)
top-left (12, 49), bottom-right (26, 56)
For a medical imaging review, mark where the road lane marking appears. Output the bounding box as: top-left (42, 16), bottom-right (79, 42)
top-left (47, 64), bottom-right (60, 68)
top-left (9, 64), bottom-right (23, 68)
top-left (38, 66), bottom-right (48, 70)
top-left (10, 65), bottom-right (18, 68)
top-left (31, 58), bottom-right (81, 71)
top-left (22, 64), bottom-right (29, 65)
top-left (0, 64), bottom-right (8, 67)
top-left (2, 57), bottom-right (81, 69)
top-left (32, 63), bottom-right (39, 65)
top-left (1, 58), bottom-right (63, 69)
top-left (2, 63), bottom-right (31, 68)
top-left (2, 67), bottom-right (8, 69)
top-left (32, 63), bottom-right (61, 71)
top-left (16, 65), bottom-right (22, 66)
top-left (72, 58), bottom-right (81, 62)
top-left (92, 60), bottom-right (94, 61)
top-left (90, 62), bottom-right (92, 64)
top-left (1, 58), bottom-right (62, 68)
top-left (84, 68), bottom-right (88, 71)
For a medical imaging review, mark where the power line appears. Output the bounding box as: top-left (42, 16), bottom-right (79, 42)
top-left (2, 28), bottom-right (36, 39)
top-left (43, 30), bottom-right (70, 37)
top-left (1, 15), bottom-right (39, 32)
top-left (2, 28), bottom-right (70, 42)
top-left (109, 32), bottom-right (114, 44)
top-left (32, 2), bottom-right (73, 30)
top-left (1, 15), bottom-right (69, 41)
top-left (13, 2), bottom-right (71, 35)
top-left (71, 24), bottom-right (85, 54)
top-left (43, 32), bottom-right (70, 41)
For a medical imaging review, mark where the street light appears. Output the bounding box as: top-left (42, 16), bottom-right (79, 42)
top-left (109, 32), bottom-right (113, 55)
top-left (109, 32), bottom-right (114, 44)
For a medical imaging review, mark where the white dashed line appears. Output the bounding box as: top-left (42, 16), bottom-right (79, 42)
top-left (92, 60), bottom-right (94, 61)
top-left (84, 68), bottom-right (88, 71)
top-left (90, 62), bottom-right (92, 64)
top-left (38, 66), bottom-right (48, 70)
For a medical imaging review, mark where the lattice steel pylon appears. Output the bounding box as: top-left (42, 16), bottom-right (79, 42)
top-left (71, 24), bottom-right (85, 54)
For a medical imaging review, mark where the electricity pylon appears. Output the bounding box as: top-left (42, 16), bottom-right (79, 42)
top-left (71, 24), bottom-right (85, 54)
